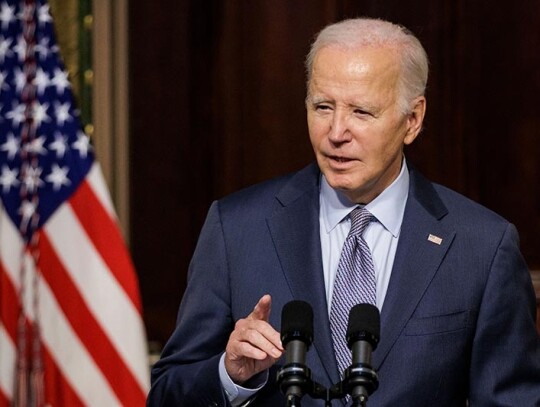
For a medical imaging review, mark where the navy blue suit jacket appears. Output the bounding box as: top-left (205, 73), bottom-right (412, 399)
top-left (148, 163), bottom-right (540, 406)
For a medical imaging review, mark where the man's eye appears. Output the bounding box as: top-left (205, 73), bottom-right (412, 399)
top-left (354, 109), bottom-right (372, 117)
top-left (315, 104), bottom-right (331, 111)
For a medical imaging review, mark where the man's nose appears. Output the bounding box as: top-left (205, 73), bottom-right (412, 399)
top-left (328, 111), bottom-right (352, 143)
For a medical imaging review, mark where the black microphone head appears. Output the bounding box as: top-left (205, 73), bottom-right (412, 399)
top-left (280, 300), bottom-right (314, 346)
top-left (346, 303), bottom-right (380, 350)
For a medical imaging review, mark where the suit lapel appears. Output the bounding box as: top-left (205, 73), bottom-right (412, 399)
top-left (266, 164), bottom-right (340, 385)
top-left (373, 169), bottom-right (455, 370)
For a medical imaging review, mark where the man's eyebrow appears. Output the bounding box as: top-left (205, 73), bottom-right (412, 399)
top-left (307, 95), bottom-right (331, 104)
top-left (350, 101), bottom-right (378, 111)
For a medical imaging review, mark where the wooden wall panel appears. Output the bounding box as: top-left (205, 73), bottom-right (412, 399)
top-left (129, 1), bottom-right (197, 343)
top-left (129, 1), bottom-right (540, 344)
top-left (458, 1), bottom-right (540, 267)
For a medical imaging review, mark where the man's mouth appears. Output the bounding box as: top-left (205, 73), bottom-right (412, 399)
top-left (329, 155), bottom-right (353, 163)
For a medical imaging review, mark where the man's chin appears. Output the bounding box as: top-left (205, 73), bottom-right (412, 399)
top-left (325, 176), bottom-right (358, 196)
top-left (323, 171), bottom-right (357, 191)
top-left (322, 172), bottom-right (374, 203)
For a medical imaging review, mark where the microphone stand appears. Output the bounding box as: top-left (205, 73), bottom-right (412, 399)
top-left (277, 364), bottom-right (333, 407)
top-left (277, 362), bottom-right (312, 407)
top-left (342, 363), bottom-right (378, 407)
top-left (278, 365), bottom-right (376, 407)
top-left (285, 394), bottom-right (302, 407)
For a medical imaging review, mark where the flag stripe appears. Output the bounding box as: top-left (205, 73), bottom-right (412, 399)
top-left (45, 200), bottom-right (149, 390)
top-left (0, 262), bottom-right (83, 407)
top-left (0, 323), bottom-right (15, 403)
top-left (0, 262), bottom-right (18, 340)
top-left (0, 260), bottom-right (18, 401)
top-left (0, 205), bottom-right (23, 288)
top-left (42, 345), bottom-right (85, 407)
top-left (35, 262), bottom-right (122, 406)
top-left (0, 230), bottom-right (19, 402)
top-left (69, 175), bottom-right (142, 311)
top-left (0, 217), bottom-right (21, 404)
top-left (87, 163), bottom-right (116, 218)
top-left (39, 231), bottom-right (147, 405)
top-left (0, 385), bottom-right (9, 407)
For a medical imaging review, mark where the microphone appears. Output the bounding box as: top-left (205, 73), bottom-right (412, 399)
top-left (277, 300), bottom-right (314, 406)
top-left (344, 303), bottom-right (380, 406)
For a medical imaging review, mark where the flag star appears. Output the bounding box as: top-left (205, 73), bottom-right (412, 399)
top-left (37, 4), bottom-right (52, 25)
top-left (55, 101), bottom-right (72, 126)
top-left (24, 135), bottom-right (47, 156)
top-left (50, 68), bottom-right (70, 94)
top-left (0, 132), bottom-right (20, 160)
top-left (46, 164), bottom-right (70, 191)
top-left (6, 101), bottom-right (26, 127)
top-left (22, 165), bottom-right (44, 193)
top-left (19, 199), bottom-right (37, 231)
top-left (13, 35), bottom-right (26, 63)
top-left (32, 101), bottom-right (51, 127)
top-left (0, 2), bottom-right (16, 30)
top-left (72, 131), bottom-right (91, 158)
top-left (0, 164), bottom-right (19, 193)
top-left (49, 133), bottom-right (68, 158)
top-left (0, 35), bottom-right (13, 63)
top-left (35, 37), bottom-right (52, 60)
top-left (14, 66), bottom-right (25, 93)
top-left (34, 67), bottom-right (50, 95)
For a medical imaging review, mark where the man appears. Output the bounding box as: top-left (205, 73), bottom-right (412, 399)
top-left (147, 18), bottom-right (540, 406)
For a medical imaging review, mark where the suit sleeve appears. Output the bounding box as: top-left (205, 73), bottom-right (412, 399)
top-left (146, 201), bottom-right (233, 406)
top-left (469, 223), bottom-right (540, 405)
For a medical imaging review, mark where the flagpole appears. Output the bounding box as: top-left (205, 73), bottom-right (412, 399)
top-left (14, 1), bottom-right (45, 405)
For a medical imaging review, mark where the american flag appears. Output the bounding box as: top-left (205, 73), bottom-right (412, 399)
top-left (0, 0), bottom-right (149, 405)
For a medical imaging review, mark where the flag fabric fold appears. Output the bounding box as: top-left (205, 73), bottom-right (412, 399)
top-left (0, 1), bottom-right (149, 405)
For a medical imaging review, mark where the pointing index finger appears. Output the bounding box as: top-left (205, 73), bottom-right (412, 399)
top-left (249, 294), bottom-right (272, 322)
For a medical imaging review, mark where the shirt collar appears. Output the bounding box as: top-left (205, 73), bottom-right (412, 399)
top-left (320, 159), bottom-right (409, 238)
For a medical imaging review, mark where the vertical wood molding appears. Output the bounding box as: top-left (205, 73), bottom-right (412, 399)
top-left (92, 0), bottom-right (130, 240)
top-left (113, 0), bottom-right (130, 239)
top-left (92, 0), bottom-right (112, 186)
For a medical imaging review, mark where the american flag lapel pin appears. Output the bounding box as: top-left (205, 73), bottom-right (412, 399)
top-left (427, 234), bottom-right (443, 245)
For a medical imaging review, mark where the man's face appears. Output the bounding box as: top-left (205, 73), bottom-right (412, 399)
top-left (307, 45), bottom-right (425, 204)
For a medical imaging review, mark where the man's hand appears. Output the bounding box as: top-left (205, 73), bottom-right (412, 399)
top-left (224, 294), bottom-right (284, 384)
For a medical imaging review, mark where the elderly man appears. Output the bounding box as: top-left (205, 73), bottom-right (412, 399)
top-left (147, 18), bottom-right (540, 406)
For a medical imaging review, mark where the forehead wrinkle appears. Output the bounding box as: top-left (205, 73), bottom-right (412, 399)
top-left (308, 77), bottom-right (384, 111)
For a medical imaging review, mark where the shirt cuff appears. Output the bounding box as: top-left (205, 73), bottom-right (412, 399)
top-left (218, 353), bottom-right (268, 406)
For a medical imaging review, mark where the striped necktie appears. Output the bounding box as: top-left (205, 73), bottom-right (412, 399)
top-left (330, 207), bottom-right (376, 378)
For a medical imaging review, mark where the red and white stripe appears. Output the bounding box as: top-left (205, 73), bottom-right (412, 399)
top-left (0, 163), bottom-right (149, 406)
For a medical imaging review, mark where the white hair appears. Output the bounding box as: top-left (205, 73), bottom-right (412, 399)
top-left (306, 18), bottom-right (429, 114)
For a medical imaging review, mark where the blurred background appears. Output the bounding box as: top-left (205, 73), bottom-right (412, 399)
top-left (53, 0), bottom-right (540, 352)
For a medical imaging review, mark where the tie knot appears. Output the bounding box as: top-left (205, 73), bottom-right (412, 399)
top-left (348, 207), bottom-right (373, 237)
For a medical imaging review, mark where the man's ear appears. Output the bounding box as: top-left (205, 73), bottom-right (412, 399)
top-left (404, 96), bottom-right (426, 145)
